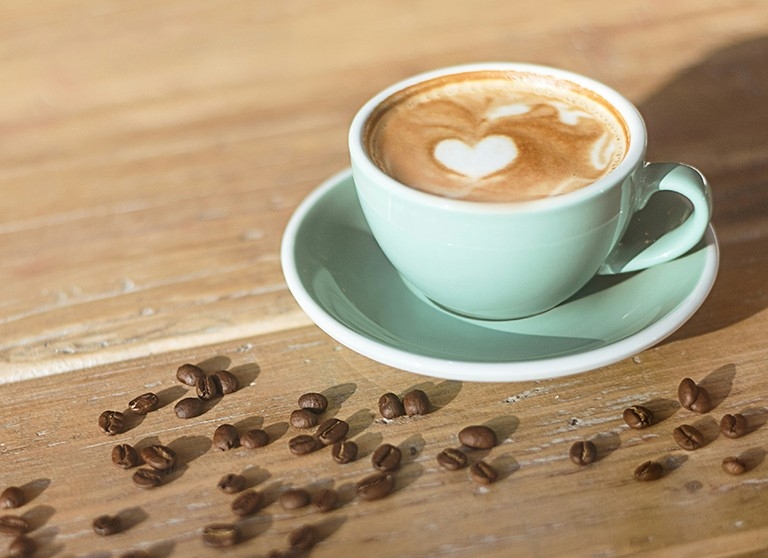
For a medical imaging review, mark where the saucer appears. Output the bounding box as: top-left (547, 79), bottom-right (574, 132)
top-left (280, 169), bottom-right (719, 382)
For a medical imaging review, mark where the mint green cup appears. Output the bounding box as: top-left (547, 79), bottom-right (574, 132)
top-left (349, 63), bottom-right (712, 320)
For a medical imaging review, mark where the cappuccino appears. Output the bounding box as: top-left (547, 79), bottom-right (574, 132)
top-left (364, 70), bottom-right (629, 202)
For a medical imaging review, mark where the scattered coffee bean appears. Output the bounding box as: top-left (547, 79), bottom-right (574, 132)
top-left (176, 363), bottom-right (205, 386)
top-left (0, 487), bottom-right (25, 509)
top-left (569, 440), bottom-right (597, 466)
top-left (403, 389), bottom-right (430, 416)
top-left (634, 460), bottom-right (663, 481)
top-left (98, 410), bottom-right (126, 436)
top-left (317, 418), bottom-right (349, 445)
top-left (436, 448), bottom-right (468, 470)
top-left (240, 428), bottom-right (270, 448)
top-left (290, 408), bottom-right (319, 429)
top-left (8, 534), bottom-right (36, 558)
top-left (217, 473), bottom-right (247, 494)
top-left (195, 375), bottom-right (221, 401)
top-left (720, 413), bottom-right (748, 439)
top-left (678, 377), bottom-right (712, 413)
top-left (313, 488), bottom-right (338, 513)
top-left (0, 515), bottom-right (30, 536)
top-left (378, 392), bottom-right (405, 419)
top-left (213, 370), bottom-right (240, 394)
top-left (231, 489), bottom-right (263, 516)
top-left (372, 443), bottom-right (402, 472)
top-left (112, 444), bottom-right (139, 469)
top-left (174, 397), bottom-right (204, 419)
top-left (128, 392), bottom-right (159, 415)
top-left (202, 523), bottom-right (241, 548)
top-left (92, 514), bottom-right (121, 536)
top-left (672, 424), bottom-right (705, 450)
top-left (288, 524), bottom-right (317, 551)
top-left (469, 460), bottom-right (498, 484)
top-left (458, 425), bottom-right (497, 449)
top-left (722, 456), bottom-right (747, 475)
top-left (298, 392), bottom-right (328, 414)
top-left (279, 488), bottom-right (311, 510)
top-left (331, 439), bottom-right (358, 464)
top-left (213, 424), bottom-right (240, 451)
top-left (140, 445), bottom-right (177, 471)
top-left (289, 435), bottom-right (319, 456)
top-left (356, 472), bottom-right (395, 501)
top-left (132, 467), bottom-right (164, 489)
top-left (622, 406), bottom-right (654, 429)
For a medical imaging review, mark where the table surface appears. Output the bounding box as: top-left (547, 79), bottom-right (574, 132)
top-left (2, 1), bottom-right (768, 556)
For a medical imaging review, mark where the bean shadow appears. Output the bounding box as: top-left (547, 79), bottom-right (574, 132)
top-left (116, 506), bottom-right (148, 532)
top-left (739, 447), bottom-right (766, 471)
top-left (322, 383), bottom-right (357, 415)
top-left (239, 512), bottom-right (273, 543)
top-left (241, 465), bottom-right (271, 488)
top-left (402, 379), bottom-right (463, 412)
top-left (393, 461), bottom-right (424, 494)
top-left (19, 478), bottom-right (51, 505)
top-left (28, 526), bottom-right (61, 558)
top-left (230, 361), bottom-right (261, 388)
top-left (591, 431), bottom-right (621, 462)
top-left (691, 415), bottom-right (720, 447)
top-left (742, 406), bottom-right (768, 434)
top-left (345, 408), bottom-right (375, 438)
top-left (145, 540), bottom-right (175, 558)
top-left (490, 452), bottom-right (520, 481)
top-left (155, 385), bottom-right (187, 409)
top-left (197, 355), bottom-right (232, 372)
top-left (353, 431), bottom-right (384, 460)
top-left (22, 504), bottom-right (56, 531)
top-left (234, 415), bottom-right (265, 432)
top-left (660, 454), bottom-right (688, 477)
top-left (263, 421), bottom-right (289, 444)
top-left (168, 435), bottom-right (212, 466)
top-left (483, 414), bottom-right (519, 444)
top-left (642, 398), bottom-right (680, 424)
top-left (699, 363), bottom-right (735, 410)
top-left (398, 433), bottom-right (426, 464)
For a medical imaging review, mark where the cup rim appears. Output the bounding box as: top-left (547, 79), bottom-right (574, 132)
top-left (349, 62), bottom-right (647, 213)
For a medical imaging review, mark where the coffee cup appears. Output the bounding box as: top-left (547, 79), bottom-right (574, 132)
top-left (349, 63), bottom-right (712, 320)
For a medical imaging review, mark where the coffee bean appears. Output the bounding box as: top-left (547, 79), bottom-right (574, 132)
top-left (672, 424), bottom-right (705, 450)
top-left (678, 377), bottom-right (712, 413)
top-left (722, 456), bottom-right (747, 475)
top-left (569, 440), bottom-right (597, 465)
top-left (0, 515), bottom-right (30, 536)
top-left (201, 523), bottom-right (241, 548)
top-left (92, 514), bottom-right (121, 536)
top-left (0, 487), bottom-right (25, 509)
top-left (403, 389), bottom-right (430, 416)
top-left (356, 472), bottom-right (395, 501)
top-left (290, 409), bottom-right (319, 429)
top-left (458, 425), bottom-right (497, 449)
top-left (372, 443), bottom-right (402, 472)
top-left (195, 375), bottom-right (221, 401)
top-left (279, 488), bottom-right (311, 510)
top-left (132, 467), bottom-right (164, 489)
top-left (8, 535), bottom-right (36, 558)
top-left (213, 370), bottom-right (240, 394)
top-left (232, 489), bottom-right (263, 516)
top-left (331, 440), bottom-right (358, 464)
top-left (98, 410), bottom-right (125, 436)
top-left (313, 488), bottom-right (338, 513)
top-left (128, 392), bottom-right (159, 415)
top-left (174, 397), bottom-right (204, 419)
top-left (469, 460), bottom-right (498, 484)
top-left (720, 413), bottom-right (748, 439)
top-left (436, 448), bottom-right (468, 470)
top-left (213, 424), bottom-right (240, 451)
top-left (112, 444), bottom-right (139, 469)
top-left (176, 363), bottom-right (205, 386)
top-left (378, 392), bottom-right (405, 419)
top-left (622, 406), bottom-right (654, 429)
top-left (633, 460), bottom-right (663, 481)
top-left (240, 428), bottom-right (270, 448)
top-left (139, 445), bottom-right (176, 471)
top-left (298, 392), bottom-right (328, 414)
top-left (217, 473), bottom-right (247, 494)
top-left (289, 434), bottom-right (319, 456)
top-left (288, 524), bottom-right (317, 551)
top-left (317, 418), bottom-right (349, 446)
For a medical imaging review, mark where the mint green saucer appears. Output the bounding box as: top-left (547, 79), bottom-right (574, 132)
top-left (281, 169), bottom-right (719, 382)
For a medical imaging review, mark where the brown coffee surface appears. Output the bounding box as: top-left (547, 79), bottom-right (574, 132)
top-left (364, 70), bottom-right (629, 202)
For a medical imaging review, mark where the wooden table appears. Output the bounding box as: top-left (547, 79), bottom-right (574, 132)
top-left (2, 1), bottom-right (768, 556)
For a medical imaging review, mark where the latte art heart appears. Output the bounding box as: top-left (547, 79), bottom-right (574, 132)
top-left (433, 135), bottom-right (518, 179)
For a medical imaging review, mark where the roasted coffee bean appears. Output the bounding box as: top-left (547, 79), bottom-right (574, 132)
top-left (202, 523), bottom-right (241, 548)
top-left (174, 397), bottom-right (204, 419)
top-left (0, 515), bottom-right (30, 536)
top-left (313, 488), bottom-right (338, 513)
top-left (176, 363), bottom-right (205, 386)
top-left (8, 534), bottom-right (36, 558)
top-left (140, 445), bottom-right (177, 471)
top-left (622, 406), bottom-right (654, 429)
top-left (98, 410), bottom-right (125, 436)
top-left (290, 409), bottom-right (319, 429)
top-left (372, 443), bottom-right (402, 472)
top-left (298, 392), bottom-right (328, 414)
top-left (217, 473), bottom-right (247, 494)
top-left (331, 440), bottom-right (358, 464)
top-left (469, 460), bottom-right (498, 484)
top-left (720, 413), bottom-right (749, 439)
top-left (569, 440), bottom-right (597, 466)
top-left (458, 425), bottom-right (497, 449)
top-left (132, 467), bottom-right (164, 489)
top-left (673, 424), bottom-right (705, 450)
top-left (93, 514), bottom-right (121, 536)
top-left (213, 424), bottom-right (240, 451)
top-left (678, 377), bottom-right (712, 413)
top-left (195, 375), bottom-right (221, 401)
top-left (240, 428), bottom-right (270, 448)
top-left (128, 392), bottom-right (159, 415)
top-left (112, 444), bottom-right (139, 469)
top-left (317, 418), bottom-right (349, 445)
top-left (0, 487), bottom-right (25, 509)
top-left (289, 435), bottom-right (319, 456)
top-left (288, 524), bottom-right (317, 551)
top-left (722, 456), bottom-right (747, 475)
top-left (436, 448), bottom-right (468, 470)
top-left (378, 392), bottom-right (405, 419)
top-left (279, 488), bottom-right (311, 510)
top-left (213, 370), bottom-right (239, 394)
top-left (356, 472), bottom-right (395, 501)
top-left (232, 489), bottom-right (263, 516)
top-left (403, 389), bottom-right (430, 416)
top-left (634, 460), bottom-right (663, 481)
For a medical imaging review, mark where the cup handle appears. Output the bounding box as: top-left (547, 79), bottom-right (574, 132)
top-left (598, 162), bottom-right (712, 274)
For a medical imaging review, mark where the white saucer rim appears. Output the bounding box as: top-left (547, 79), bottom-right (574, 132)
top-left (281, 168), bottom-right (720, 382)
